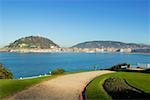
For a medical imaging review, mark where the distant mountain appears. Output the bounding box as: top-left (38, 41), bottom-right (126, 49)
top-left (6, 36), bottom-right (59, 49)
top-left (72, 41), bottom-right (150, 49)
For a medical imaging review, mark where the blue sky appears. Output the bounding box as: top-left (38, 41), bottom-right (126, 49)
top-left (0, 0), bottom-right (149, 47)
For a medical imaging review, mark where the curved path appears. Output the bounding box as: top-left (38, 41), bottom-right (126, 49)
top-left (7, 70), bottom-right (113, 100)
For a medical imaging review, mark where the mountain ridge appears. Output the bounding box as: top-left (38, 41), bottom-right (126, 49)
top-left (3, 36), bottom-right (150, 49)
top-left (72, 40), bottom-right (150, 49)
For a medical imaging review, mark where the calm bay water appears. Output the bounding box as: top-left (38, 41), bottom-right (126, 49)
top-left (0, 52), bottom-right (150, 78)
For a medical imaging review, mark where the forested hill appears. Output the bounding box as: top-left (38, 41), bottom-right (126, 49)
top-left (72, 41), bottom-right (150, 49)
top-left (5, 36), bottom-right (59, 49)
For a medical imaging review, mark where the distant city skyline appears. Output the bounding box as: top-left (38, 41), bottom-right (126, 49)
top-left (0, 0), bottom-right (149, 47)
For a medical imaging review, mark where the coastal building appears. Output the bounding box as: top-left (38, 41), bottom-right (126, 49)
top-left (118, 48), bottom-right (132, 53)
top-left (18, 43), bottom-right (28, 48)
top-left (106, 48), bottom-right (118, 52)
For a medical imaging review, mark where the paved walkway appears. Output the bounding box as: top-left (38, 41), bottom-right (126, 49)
top-left (7, 70), bottom-right (113, 100)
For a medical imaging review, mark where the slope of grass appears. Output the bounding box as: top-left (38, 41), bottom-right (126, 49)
top-left (86, 72), bottom-right (150, 100)
top-left (103, 77), bottom-right (149, 99)
top-left (85, 73), bottom-right (114, 100)
top-left (117, 72), bottom-right (150, 94)
top-left (0, 75), bottom-right (57, 99)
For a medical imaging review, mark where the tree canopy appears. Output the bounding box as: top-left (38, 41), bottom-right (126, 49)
top-left (0, 63), bottom-right (13, 79)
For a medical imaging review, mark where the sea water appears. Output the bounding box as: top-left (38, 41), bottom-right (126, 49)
top-left (0, 52), bottom-right (150, 78)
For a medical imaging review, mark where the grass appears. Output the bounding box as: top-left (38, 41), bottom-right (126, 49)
top-left (103, 77), bottom-right (149, 99)
top-left (86, 72), bottom-right (150, 100)
top-left (85, 73), bottom-right (113, 100)
top-left (0, 70), bottom-right (94, 99)
top-left (117, 72), bottom-right (150, 94)
top-left (1, 71), bottom-right (149, 100)
top-left (0, 75), bottom-right (58, 99)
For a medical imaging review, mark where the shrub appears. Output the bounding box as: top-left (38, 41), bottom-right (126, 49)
top-left (103, 77), bottom-right (149, 99)
top-left (51, 68), bottom-right (65, 75)
top-left (103, 77), bottom-right (129, 92)
top-left (110, 63), bottom-right (130, 71)
top-left (0, 63), bottom-right (13, 79)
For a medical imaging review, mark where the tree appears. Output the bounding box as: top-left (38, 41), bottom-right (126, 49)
top-left (51, 68), bottom-right (65, 75)
top-left (127, 64), bottom-right (130, 68)
top-left (111, 63), bottom-right (130, 71)
top-left (0, 63), bottom-right (13, 79)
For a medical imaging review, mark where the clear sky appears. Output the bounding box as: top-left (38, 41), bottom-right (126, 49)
top-left (0, 0), bottom-right (149, 47)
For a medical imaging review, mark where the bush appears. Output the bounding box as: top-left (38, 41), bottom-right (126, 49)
top-left (103, 77), bottom-right (149, 99)
top-left (0, 63), bottom-right (13, 79)
top-left (51, 68), bottom-right (65, 75)
top-left (103, 77), bottom-right (129, 92)
top-left (110, 63), bottom-right (130, 71)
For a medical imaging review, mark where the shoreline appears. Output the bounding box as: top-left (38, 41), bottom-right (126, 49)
top-left (0, 47), bottom-right (150, 54)
top-left (0, 49), bottom-right (150, 54)
top-left (18, 74), bottom-right (51, 80)
top-left (0, 51), bottom-right (150, 54)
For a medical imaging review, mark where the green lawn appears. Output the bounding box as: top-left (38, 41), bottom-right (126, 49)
top-left (0, 70), bottom-right (91, 99)
top-left (86, 72), bottom-right (150, 100)
top-left (0, 75), bottom-right (58, 99)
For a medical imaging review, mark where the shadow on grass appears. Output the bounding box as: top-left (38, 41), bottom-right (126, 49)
top-left (106, 89), bottom-right (150, 99)
top-left (103, 77), bottom-right (150, 100)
